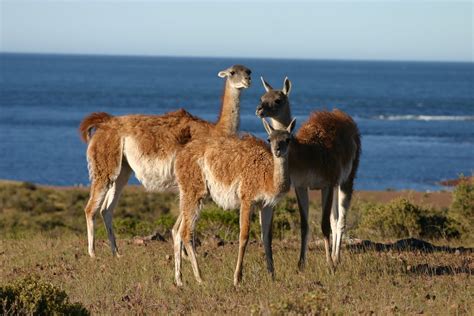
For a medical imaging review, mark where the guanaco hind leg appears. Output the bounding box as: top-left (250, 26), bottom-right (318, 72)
top-left (100, 163), bottom-right (131, 257)
top-left (321, 187), bottom-right (335, 272)
top-left (174, 197), bottom-right (203, 286)
top-left (333, 184), bottom-right (352, 265)
top-left (84, 180), bottom-right (109, 258)
top-left (330, 186), bottom-right (339, 261)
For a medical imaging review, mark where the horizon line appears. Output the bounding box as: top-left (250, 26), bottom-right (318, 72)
top-left (1, 50), bottom-right (472, 64)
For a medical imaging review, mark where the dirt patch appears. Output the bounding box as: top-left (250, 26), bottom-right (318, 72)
top-left (304, 189), bottom-right (452, 209)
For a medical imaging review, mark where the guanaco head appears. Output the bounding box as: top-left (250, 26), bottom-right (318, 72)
top-left (262, 118), bottom-right (296, 158)
top-left (256, 77), bottom-right (291, 118)
top-left (218, 65), bottom-right (252, 89)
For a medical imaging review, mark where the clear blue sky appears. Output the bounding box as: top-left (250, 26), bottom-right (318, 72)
top-left (1, 1), bottom-right (472, 62)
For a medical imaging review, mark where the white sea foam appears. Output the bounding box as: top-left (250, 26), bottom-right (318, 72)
top-left (375, 115), bottom-right (474, 121)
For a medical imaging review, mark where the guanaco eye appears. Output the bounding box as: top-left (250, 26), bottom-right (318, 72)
top-left (230, 71), bottom-right (235, 76)
top-left (267, 138), bottom-right (270, 142)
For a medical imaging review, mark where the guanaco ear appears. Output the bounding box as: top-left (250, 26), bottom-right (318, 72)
top-left (287, 118), bottom-right (296, 134)
top-left (260, 77), bottom-right (273, 92)
top-left (262, 118), bottom-right (274, 136)
top-left (282, 77), bottom-right (292, 96)
top-left (218, 69), bottom-right (230, 78)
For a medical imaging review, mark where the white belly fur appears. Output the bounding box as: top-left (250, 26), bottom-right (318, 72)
top-left (255, 192), bottom-right (282, 208)
top-left (123, 136), bottom-right (177, 191)
top-left (201, 160), bottom-right (241, 210)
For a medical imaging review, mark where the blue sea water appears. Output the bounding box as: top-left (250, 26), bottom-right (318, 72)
top-left (0, 53), bottom-right (473, 191)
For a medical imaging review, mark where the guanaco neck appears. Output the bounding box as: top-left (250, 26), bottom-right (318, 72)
top-left (272, 155), bottom-right (291, 194)
top-left (215, 80), bottom-right (241, 135)
top-left (269, 102), bottom-right (292, 131)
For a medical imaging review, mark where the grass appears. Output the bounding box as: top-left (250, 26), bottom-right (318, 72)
top-left (0, 180), bottom-right (473, 314)
top-left (1, 236), bottom-right (472, 314)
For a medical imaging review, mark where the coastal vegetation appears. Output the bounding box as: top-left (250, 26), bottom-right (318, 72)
top-left (0, 179), bottom-right (472, 314)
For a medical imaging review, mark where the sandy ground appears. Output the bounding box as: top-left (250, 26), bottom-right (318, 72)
top-left (341, 190), bottom-right (451, 209)
top-left (288, 189), bottom-right (452, 209)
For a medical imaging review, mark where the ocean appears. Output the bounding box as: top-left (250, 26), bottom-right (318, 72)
top-left (0, 53), bottom-right (473, 191)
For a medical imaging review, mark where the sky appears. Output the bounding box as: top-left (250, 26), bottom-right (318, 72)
top-left (1, 1), bottom-right (472, 62)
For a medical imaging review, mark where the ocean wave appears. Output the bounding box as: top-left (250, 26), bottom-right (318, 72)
top-left (374, 115), bottom-right (474, 121)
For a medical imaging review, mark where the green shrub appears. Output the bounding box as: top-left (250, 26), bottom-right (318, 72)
top-left (272, 197), bottom-right (300, 239)
top-left (110, 217), bottom-right (155, 238)
top-left (0, 276), bottom-right (89, 315)
top-left (356, 198), bottom-right (460, 240)
top-left (20, 181), bottom-right (37, 191)
top-left (196, 204), bottom-right (241, 240)
top-left (154, 213), bottom-right (177, 231)
top-left (116, 190), bottom-right (175, 218)
top-left (0, 182), bottom-right (64, 214)
top-left (0, 182), bottom-right (177, 238)
top-left (419, 212), bottom-right (460, 239)
top-left (195, 198), bottom-right (301, 241)
top-left (357, 199), bottom-right (423, 239)
top-left (449, 177), bottom-right (474, 237)
top-left (63, 190), bottom-right (89, 214)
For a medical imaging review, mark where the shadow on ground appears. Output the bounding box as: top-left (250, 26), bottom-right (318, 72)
top-left (346, 237), bottom-right (473, 276)
top-left (406, 263), bottom-right (472, 276)
top-left (347, 237), bottom-right (473, 254)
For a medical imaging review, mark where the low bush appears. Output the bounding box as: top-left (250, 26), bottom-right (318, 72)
top-left (272, 197), bottom-right (300, 239)
top-left (0, 182), bottom-right (175, 238)
top-left (154, 213), bottom-right (177, 231)
top-left (1, 180), bottom-right (468, 242)
top-left (448, 176), bottom-right (474, 238)
top-left (356, 198), bottom-right (460, 240)
top-left (196, 204), bottom-right (241, 240)
top-left (0, 276), bottom-right (89, 315)
top-left (195, 198), bottom-right (302, 241)
top-left (357, 199), bottom-right (423, 239)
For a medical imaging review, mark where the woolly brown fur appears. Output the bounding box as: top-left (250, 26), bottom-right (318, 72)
top-left (292, 109), bottom-right (361, 185)
top-left (173, 122), bottom-right (294, 286)
top-left (256, 77), bottom-right (361, 271)
top-left (79, 65), bottom-right (251, 259)
top-left (175, 134), bottom-right (279, 203)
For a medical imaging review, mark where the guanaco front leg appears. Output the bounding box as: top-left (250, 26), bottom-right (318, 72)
top-left (234, 201), bottom-right (252, 286)
top-left (260, 205), bottom-right (275, 278)
top-left (295, 186), bottom-right (309, 270)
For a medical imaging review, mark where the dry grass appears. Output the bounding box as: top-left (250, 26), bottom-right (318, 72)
top-left (1, 235), bottom-right (472, 315)
top-left (1, 180), bottom-right (472, 314)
